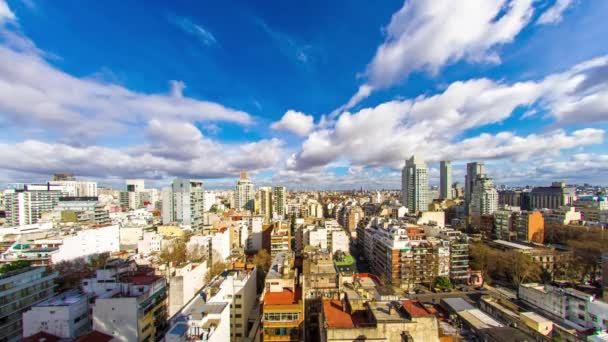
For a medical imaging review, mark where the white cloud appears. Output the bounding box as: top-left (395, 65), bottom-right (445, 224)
top-left (336, 0), bottom-right (536, 112)
top-left (289, 55), bottom-right (608, 171)
top-left (0, 37), bottom-right (253, 142)
top-left (271, 110), bottom-right (315, 136)
top-left (168, 15), bottom-right (216, 46)
top-left (0, 1), bottom-right (16, 23)
top-left (537, 0), bottom-right (574, 25)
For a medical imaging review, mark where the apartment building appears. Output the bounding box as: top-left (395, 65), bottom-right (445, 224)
top-left (166, 269), bottom-right (258, 341)
top-left (81, 259), bottom-right (168, 341)
top-left (262, 252), bottom-right (303, 342)
top-left (0, 266), bottom-right (58, 341)
top-left (22, 289), bottom-right (91, 339)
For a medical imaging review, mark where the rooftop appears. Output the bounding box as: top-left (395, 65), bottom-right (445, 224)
top-left (75, 330), bottom-right (115, 342)
top-left (34, 289), bottom-right (87, 307)
top-left (401, 300), bottom-right (433, 317)
top-left (333, 254), bottom-right (355, 266)
top-left (23, 332), bottom-right (62, 342)
top-left (322, 299), bottom-right (369, 329)
top-left (264, 288), bottom-right (299, 305)
top-left (493, 239), bottom-right (534, 250)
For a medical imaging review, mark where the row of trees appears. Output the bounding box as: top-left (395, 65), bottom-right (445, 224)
top-left (469, 242), bottom-right (544, 287)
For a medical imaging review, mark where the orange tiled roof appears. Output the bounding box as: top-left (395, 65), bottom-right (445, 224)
top-left (402, 300), bottom-right (433, 317)
top-left (23, 332), bottom-right (62, 342)
top-left (264, 288), bottom-right (297, 305)
top-left (75, 330), bottom-right (114, 342)
top-left (323, 299), bottom-right (355, 328)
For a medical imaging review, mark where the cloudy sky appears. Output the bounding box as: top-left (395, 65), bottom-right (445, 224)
top-left (1, 0), bottom-right (607, 189)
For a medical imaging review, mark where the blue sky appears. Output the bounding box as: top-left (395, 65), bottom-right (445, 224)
top-left (1, 0), bottom-right (608, 189)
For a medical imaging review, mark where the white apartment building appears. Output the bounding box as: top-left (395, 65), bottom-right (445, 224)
top-left (82, 259), bottom-right (168, 342)
top-left (235, 172), bottom-right (255, 211)
top-left (169, 262), bottom-right (208, 316)
top-left (543, 206), bottom-right (582, 225)
top-left (162, 179), bottom-right (205, 230)
top-left (138, 231), bottom-right (168, 256)
top-left (203, 191), bottom-right (217, 212)
top-left (5, 187), bottom-right (67, 226)
top-left (166, 269), bottom-right (258, 341)
top-left (50, 225), bottom-right (120, 263)
top-left (246, 215), bottom-right (264, 252)
top-left (401, 155), bottom-right (430, 213)
top-left (22, 289), bottom-right (91, 339)
top-left (49, 180), bottom-right (98, 197)
top-left (470, 175), bottom-right (499, 215)
top-left (519, 283), bottom-right (608, 331)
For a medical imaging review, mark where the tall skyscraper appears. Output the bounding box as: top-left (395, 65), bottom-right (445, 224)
top-left (401, 155), bottom-right (430, 213)
top-left (440, 160), bottom-right (452, 199)
top-left (161, 179), bottom-right (204, 230)
top-left (465, 162), bottom-right (486, 205)
top-left (273, 186), bottom-right (287, 218)
top-left (235, 172), bottom-right (254, 211)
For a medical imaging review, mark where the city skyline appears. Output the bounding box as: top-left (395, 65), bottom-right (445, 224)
top-left (1, 1), bottom-right (608, 189)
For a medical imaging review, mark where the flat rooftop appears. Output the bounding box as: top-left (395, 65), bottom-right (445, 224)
top-left (493, 240), bottom-right (533, 250)
top-left (35, 289), bottom-right (87, 307)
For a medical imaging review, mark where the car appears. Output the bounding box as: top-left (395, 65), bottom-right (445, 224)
top-left (415, 289), bottom-right (425, 294)
top-left (407, 290), bottom-right (416, 295)
top-left (441, 288), bottom-right (451, 293)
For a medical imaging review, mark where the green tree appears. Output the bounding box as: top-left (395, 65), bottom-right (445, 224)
top-left (434, 276), bottom-right (452, 289)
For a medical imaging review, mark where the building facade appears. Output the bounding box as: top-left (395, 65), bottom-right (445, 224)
top-left (440, 160), bottom-right (452, 200)
top-left (161, 179), bottom-right (204, 230)
top-left (401, 156), bottom-right (429, 213)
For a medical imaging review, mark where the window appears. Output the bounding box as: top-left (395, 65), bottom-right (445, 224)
top-left (235, 295), bottom-right (242, 298)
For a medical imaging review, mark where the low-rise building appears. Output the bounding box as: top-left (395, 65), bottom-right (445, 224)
top-left (81, 259), bottom-right (168, 341)
top-left (22, 289), bottom-right (91, 339)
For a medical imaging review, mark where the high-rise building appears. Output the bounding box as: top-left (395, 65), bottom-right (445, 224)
top-left (235, 172), bottom-right (254, 211)
top-left (440, 160), bottom-right (452, 200)
top-left (273, 186), bottom-right (287, 218)
top-left (256, 186), bottom-right (273, 222)
top-left (125, 179), bottom-right (145, 193)
top-left (161, 179), bottom-right (204, 230)
top-left (465, 162), bottom-right (485, 206)
top-left (5, 185), bottom-right (67, 226)
top-left (470, 175), bottom-right (499, 216)
top-left (515, 211), bottom-right (544, 243)
top-left (401, 156), bottom-right (429, 213)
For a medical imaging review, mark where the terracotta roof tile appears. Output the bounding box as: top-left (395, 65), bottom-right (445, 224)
top-left (402, 300), bottom-right (433, 317)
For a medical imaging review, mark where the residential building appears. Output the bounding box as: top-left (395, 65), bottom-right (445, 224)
top-left (470, 175), bottom-right (499, 216)
top-left (515, 211), bottom-right (544, 243)
top-left (401, 156), bottom-right (429, 213)
top-left (493, 209), bottom-right (517, 241)
top-left (161, 179), bottom-right (204, 230)
top-left (166, 269), bottom-right (258, 342)
top-left (48, 180), bottom-right (98, 197)
top-left (235, 172), bottom-right (254, 211)
top-left (465, 162), bottom-right (486, 206)
top-left (82, 259), bottom-right (168, 342)
top-left (55, 197), bottom-right (110, 225)
top-left (262, 252), bottom-right (303, 342)
top-left (168, 262), bottom-right (208, 317)
top-left (543, 206), bottom-right (581, 225)
top-left (22, 289), bottom-right (91, 339)
top-left (440, 160), bottom-right (452, 200)
top-left (256, 186), bottom-right (273, 222)
top-left (50, 225), bottom-right (121, 263)
top-left (519, 283), bottom-right (608, 331)
top-left (5, 186), bottom-right (67, 226)
top-left (320, 299), bottom-right (439, 342)
top-left (273, 186), bottom-right (287, 218)
top-left (0, 266), bottom-right (58, 341)
top-left (270, 222), bottom-right (291, 258)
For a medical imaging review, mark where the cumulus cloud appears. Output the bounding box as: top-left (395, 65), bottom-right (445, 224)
top-left (0, 3), bottom-right (283, 182)
top-left (537, 0), bottom-right (574, 25)
top-left (289, 55), bottom-right (608, 171)
top-left (336, 0), bottom-right (537, 112)
top-left (0, 136), bottom-right (285, 181)
top-left (271, 110), bottom-right (315, 136)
